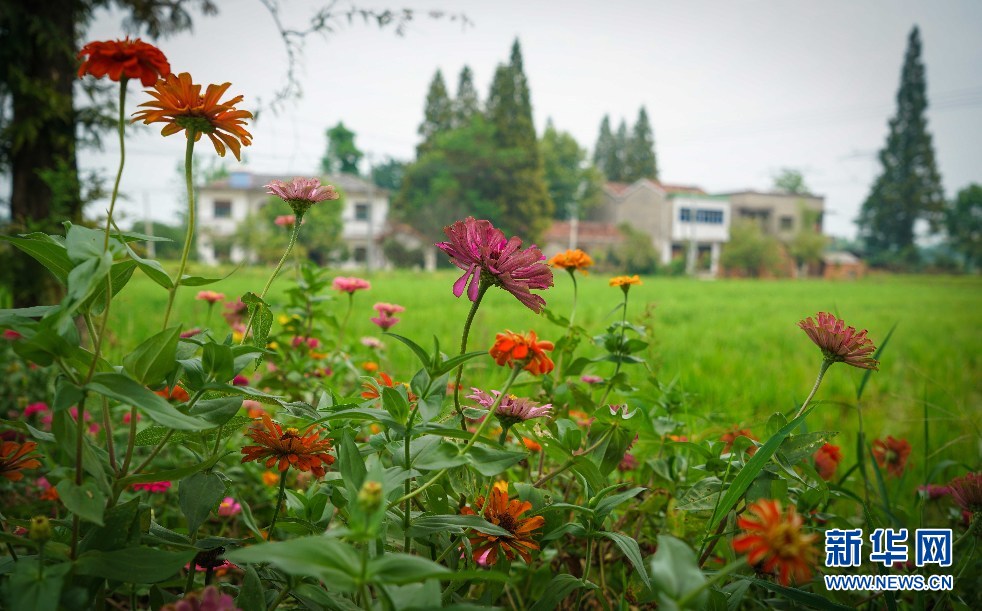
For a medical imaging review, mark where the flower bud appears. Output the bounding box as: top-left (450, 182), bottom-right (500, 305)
top-left (29, 516), bottom-right (51, 542)
top-left (357, 481), bottom-right (383, 512)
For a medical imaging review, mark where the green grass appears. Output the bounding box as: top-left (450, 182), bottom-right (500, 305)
top-left (108, 264), bottom-right (982, 474)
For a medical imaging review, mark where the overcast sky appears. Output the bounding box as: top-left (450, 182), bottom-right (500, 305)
top-left (79, 0), bottom-right (982, 239)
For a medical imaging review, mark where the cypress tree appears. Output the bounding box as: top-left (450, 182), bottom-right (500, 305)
top-left (608, 119), bottom-right (629, 182)
top-left (857, 26), bottom-right (945, 265)
top-left (593, 115), bottom-right (617, 181)
top-left (624, 106), bottom-right (658, 181)
top-left (417, 70), bottom-right (453, 156)
top-left (452, 65), bottom-right (480, 128)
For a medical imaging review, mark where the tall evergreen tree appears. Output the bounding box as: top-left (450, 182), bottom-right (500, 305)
top-left (624, 106), bottom-right (658, 181)
top-left (484, 39), bottom-right (553, 239)
top-left (417, 70), bottom-right (453, 155)
top-left (608, 119), bottom-right (629, 182)
top-left (452, 66), bottom-right (481, 128)
top-left (321, 122), bottom-right (363, 175)
top-left (857, 26), bottom-right (944, 265)
top-left (593, 115), bottom-right (617, 181)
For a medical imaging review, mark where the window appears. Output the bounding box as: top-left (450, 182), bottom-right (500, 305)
top-left (780, 216), bottom-right (794, 231)
top-left (695, 209), bottom-right (723, 224)
top-left (353, 246), bottom-right (368, 263)
top-left (679, 207), bottom-right (692, 222)
top-left (355, 202), bottom-right (371, 222)
top-left (213, 200), bottom-right (232, 218)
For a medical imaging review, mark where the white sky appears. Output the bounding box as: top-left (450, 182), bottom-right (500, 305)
top-left (79, 0), bottom-right (982, 239)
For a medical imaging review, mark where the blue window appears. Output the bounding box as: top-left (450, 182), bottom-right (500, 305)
top-left (696, 209), bottom-right (723, 224)
top-left (679, 207), bottom-right (691, 222)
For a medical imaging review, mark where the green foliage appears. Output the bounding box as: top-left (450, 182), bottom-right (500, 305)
top-left (606, 223), bottom-right (660, 274)
top-left (417, 70), bottom-right (454, 155)
top-left (773, 168), bottom-right (810, 194)
top-left (452, 65), bottom-right (481, 128)
top-left (788, 205), bottom-right (828, 274)
top-left (321, 122), bottom-right (363, 175)
top-left (720, 219), bottom-right (785, 277)
top-left (369, 156), bottom-right (407, 192)
top-left (623, 106), bottom-right (658, 182)
top-left (540, 119), bottom-right (604, 219)
top-left (234, 193), bottom-right (344, 265)
top-left (945, 183), bottom-right (982, 271)
top-left (857, 27), bottom-right (945, 266)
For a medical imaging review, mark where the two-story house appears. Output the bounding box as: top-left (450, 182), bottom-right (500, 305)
top-left (196, 171), bottom-right (389, 268)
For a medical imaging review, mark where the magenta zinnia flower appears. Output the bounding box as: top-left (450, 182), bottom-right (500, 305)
top-left (265, 177), bottom-right (339, 218)
top-left (797, 312), bottom-right (878, 370)
top-left (132, 481), bottom-right (171, 494)
top-left (437, 217), bottom-right (554, 313)
top-left (333, 276), bottom-right (371, 294)
top-left (467, 388), bottom-right (552, 426)
top-left (218, 496), bottom-right (242, 517)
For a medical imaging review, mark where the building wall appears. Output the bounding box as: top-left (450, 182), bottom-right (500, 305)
top-left (727, 192), bottom-right (823, 240)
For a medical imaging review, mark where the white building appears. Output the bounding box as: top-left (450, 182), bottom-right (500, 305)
top-left (196, 171), bottom-right (389, 268)
top-left (669, 194), bottom-right (731, 276)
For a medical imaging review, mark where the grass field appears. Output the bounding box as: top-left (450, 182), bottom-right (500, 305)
top-left (107, 264), bottom-right (982, 476)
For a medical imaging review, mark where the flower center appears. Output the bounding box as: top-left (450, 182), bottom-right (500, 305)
top-left (280, 428), bottom-right (301, 441)
top-left (175, 114), bottom-right (216, 134)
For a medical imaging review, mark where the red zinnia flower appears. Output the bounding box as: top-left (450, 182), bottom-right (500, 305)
top-left (947, 472), bottom-right (982, 513)
top-left (461, 483), bottom-right (545, 565)
top-left (732, 499), bottom-right (818, 586)
top-left (241, 414), bottom-right (335, 477)
top-left (132, 72), bottom-right (253, 160)
top-left (721, 427), bottom-right (758, 457)
top-left (813, 443), bottom-right (842, 481)
top-left (489, 330), bottom-right (555, 375)
top-left (77, 37), bottom-right (170, 86)
top-left (872, 436), bottom-right (911, 477)
top-left (1, 440), bottom-right (42, 482)
top-left (155, 386), bottom-right (190, 403)
top-left (437, 217), bottom-right (553, 313)
top-left (797, 312), bottom-right (878, 370)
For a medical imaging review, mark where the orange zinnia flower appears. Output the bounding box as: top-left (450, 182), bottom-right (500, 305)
top-left (489, 330), bottom-right (555, 376)
top-left (77, 37), bottom-right (170, 86)
top-left (721, 427), bottom-right (758, 457)
top-left (132, 72), bottom-right (253, 160)
top-left (1, 440), bottom-right (42, 482)
top-left (461, 484), bottom-right (544, 565)
top-left (609, 275), bottom-right (642, 289)
top-left (872, 436), bottom-right (911, 477)
top-left (548, 249), bottom-right (593, 274)
top-left (797, 312), bottom-right (878, 370)
top-left (360, 372), bottom-right (417, 402)
top-left (521, 437), bottom-right (542, 453)
top-left (261, 470), bottom-right (280, 486)
top-left (241, 414), bottom-right (335, 478)
top-left (732, 499), bottom-right (818, 586)
top-left (813, 443), bottom-right (842, 481)
top-left (154, 385), bottom-right (190, 403)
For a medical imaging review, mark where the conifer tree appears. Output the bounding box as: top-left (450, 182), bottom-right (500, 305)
top-left (857, 26), bottom-right (945, 265)
top-left (452, 65), bottom-right (480, 128)
top-left (624, 106), bottom-right (658, 181)
top-left (593, 115), bottom-right (618, 181)
top-left (417, 69), bottom-right (453, 155)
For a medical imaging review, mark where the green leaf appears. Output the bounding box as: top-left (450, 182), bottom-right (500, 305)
top-left (181, 270), bottom-right (235, 286)
top-left (338, 431), bottom-right (367, 492)
top-left (593, 486), bottom-right (645, 521)
top-left (650, 535), bottom-right (707, 609)
top-left (465, 445), bottom-right (527, 476)
top-left (384, 332), bottom-right (433, 369)
top-left (4, 559), bottom-right (71, 611)
top-left (856, 321), bottom-right (896, 401)
top-left (202, 342), bottom-right (235, 383)
top-left (407, 514), bottom-right (511, 538)
top-left (430, 350), bottom-right (486, 377)
top-left (84, 259), bottom-right (138, 315)
top-left (55, 480), bottom-right (106, 525)
top-left (528, 574), bottom-right (597, 611)
top-left (118, 237), bottom-right (173, 289)
top-left (189, 397), bottom-right (244, 426)
top-left (116, 451), bottom-right (226, 488)
top-left (79, 498), bottom-right (143, 553)
top-left (74, 547), bottom-right (197, 583)
top-left (122, 326), bottom-right (181, 386)
top-left (236, 564), bottom-right (267, 611)
top-left (676, 477), bottom-right (723, 512)
top-left (87, 372), bottom-right (211, 430)
top-left (367, 553), bottom-right (450, 585)
top-left (734, 575), bottom-right (853, 610)
top-left (179, 471), bottom-right (228, 533)
top-left (226, 537), bottom-right (362, 593)
top-left (0, 232), bottom-right (72, 283)
top-left (600, 531), bottom-right (651, 589)
top-left (381, 386), bottom-right (411, 424)
top-left (241, 292), bottom-right (273, 349)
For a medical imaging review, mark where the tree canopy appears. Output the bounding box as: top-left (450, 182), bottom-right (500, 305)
top-left (321, 122), bottom-right (364, 176)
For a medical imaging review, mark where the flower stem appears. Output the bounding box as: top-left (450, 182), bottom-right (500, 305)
top-left (598, 289), bottom-right (630, 407)
top-left (103, 79), bottom-right (127, 251)
top-left (241, 221), bottom-right (302, 344)
top-left (794, 360), bottom-right (832, 419)
top-left (162, 133), bottom-right (197, 329)
top-left (267, 475), bottom-right (288, 542)
top-left (337, 292), bottom-right (354, 350)
top-left (555, 270), bottom-right (579, 379)
top-left (70, 393), bottom-right (88, 560)
top-left (454, 282), bottom-right (491, 427)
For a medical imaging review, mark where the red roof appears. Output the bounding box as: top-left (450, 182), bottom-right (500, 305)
top-left (604, 179), bottom-right (706, 197)
top-left (543, 221), bottom-right (623, 244)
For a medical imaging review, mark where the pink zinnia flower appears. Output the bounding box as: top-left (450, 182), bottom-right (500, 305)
top-left (196, 290), bottom-right (225, 304)
top-left (274, 214), bottom-right (297, 227)
top-left (436, 217), bottom-right (554, 313)
top-left (180, 328), bottom-right (202, 339)
top-left (333, 277), bottom-right (371, 294)
top-left (223, 299), bottom-right (248, 326)
top-left (232, 375), bottom-right (249, 386)
top-left (370, 313), bottom-right (399, 331)
top-left (618, 452), bottom-right (638, 471)
top-left (122, 411), bottom-right (142, 424)
top-left (24, 402), bottom-right (48, 418)
top-left (580, 375), bottom-right (603, 385)
top-left (218, 496), bottom-right (242, 517)
top-left (3, 329), bottom-right (22, 341)
top-left (290, 336), bottom-right (321, 349)
top-left (947, 472), bottom-right (982, 512)
top-left (265, 177), bottom-right (339, 218)
top-left (467, 388), bottom-right (552, 426)
top-left (373, 302), bottom-right (405, 316)
top-left (917, 484), bottom-right (951, 501)
top-left (132, 481), bottom-right (171, 493)
top-left (162, 585), bottom-right (238, 611)
top-left (797, 312), bottom-right (878, 370)
top-left (361, 336), bottom-right (384, 349)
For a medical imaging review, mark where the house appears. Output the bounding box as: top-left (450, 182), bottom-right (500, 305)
top-left (721, 190), bottom-right (824, 239)
top-left (542, 220), bottom-right (626, 258)
top-left (196, 171), bottom-right (389, 268)
top-left (821, 251), bottom-right (866, 280)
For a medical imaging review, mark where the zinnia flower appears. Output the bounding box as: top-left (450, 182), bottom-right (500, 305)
top-left (196, 290), bottom-right (225, 304)
top-left (618, 452), bottom-right (638, 471)
top-left (241, 414), bottom-right (335, 477)
top-left (261, 471), bottom-right (279, 486)
top-left (155, 386), bottom-right (190, 403)
top-left (274, 214), bottom-right (297, 227)
top-left (460, 483), bottom-right (545, 565)
top-left (77, 37), bottom-right (170, 86)
top-left (132, 481), bottom-right (171, 493)
top-left (580, 375), bottom-right (603, 384)
top-left (3, 329), bottom-right (23, 341)
top-left (489, 330), bottom-right (555, 375)
top-left (266, 177), bottom-right (339, 218)
top-left (223, 299), bottom-right (248, 326)
top-left (917, 484), bottom-right (951, 501)
top-left (24, 402), bottom-right (48, 418)
top-left (947, 472), bottom-right (982, 512)
top-left (549, 249), bottom-right (593, 274)
top-left (522, 437), bottom-right (542, 453)
top-left (132, 72), bottom-right (253, 160)
top-left (732, 499), bottom-right (818, 586)
top-left (797, 312), bottom-right (878, 370)
top-left (872, 436), bottom-right (911, 477)
top-left (218, 496), bottom-right (242, 517)
top-left (721, 427), bottom-right (758, 457)
top-left (1, 440), bottom-right (42, 482)
top-left (467, 388), bottom-right (552, 426)
top-left (609, 275), bottom-right (642, 291)
top-left (160, 586), bottom-right (238, 611)
top-left (332, 277), bottom-right (371, 294)
top-left (361, 336), bottom-right (384, 349)
top-left (436, 217), bottom-right (553, 313)
top-left (813, 443), bottom-right (842, 481)
top-left (370, 303), bottom-right (404, 331)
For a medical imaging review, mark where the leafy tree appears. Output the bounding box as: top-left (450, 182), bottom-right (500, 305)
top-left (773, 168), bottom-right (809, 194)
top-left (606, 223), bottom-right (659, 275)
top-left (593, 115), bottom-right (618, 181)
top-left (370, 156), bottom-right (407, 192)
top-left (721, 219), bottom-right (785, 277)
top-left (234, 193), bottom-right (344, 266)
top-left (857, 26), bottom-right (945, 266)
top-left (417, 70), bottom-right (453, 155)
top-left (321, 122), bottom-right (363, 175)
top-left (540, 119), bottom-right (603, 219)
top-left (623, 106), bottom-right (658, 181)
top-left (945, 183), bottom-right (982, 271)
top-left (484, 39), bottom-right (553, 240)
top-left (452, 65), bottom-right (480, 128)
top-left (787, 206), bottom-right (828, 277)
